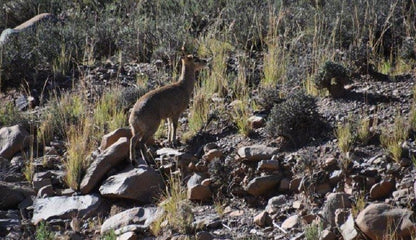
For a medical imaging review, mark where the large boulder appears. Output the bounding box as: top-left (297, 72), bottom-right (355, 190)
top-left (321, 193), bottom-right (352, 227)
top-left (236, 145), bottom-right (279, 162)
top-left (99, 166), bottom-right (164, 203)
top-left (31, 194), bottom-right (101, 224)
top-left (80, 137), bottom-right (129, 194)
top-left (356, 203), bottom-right (416, 240)
top-left (0, 125), bottom-right (30, 160)
top-left (0, 181), bottom-right (34, 209)
top-left (101, 207), bottom-right (162, 235)
top-left (245, 175), bottom-right (280, 196)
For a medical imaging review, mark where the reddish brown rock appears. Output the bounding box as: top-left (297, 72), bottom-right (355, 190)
top-left (369, 180), bottom-right (394, 200)
top-left (356, 203), bottom-right (416, 240)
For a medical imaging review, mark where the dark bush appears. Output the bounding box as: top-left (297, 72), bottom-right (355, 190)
top-left (266, 91), bottom-right (324, 146)
top-left (314, 61), bottom-right (350, 97)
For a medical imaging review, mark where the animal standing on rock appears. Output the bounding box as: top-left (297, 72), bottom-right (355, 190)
top-left (129, 48), bottom-right (208, 166)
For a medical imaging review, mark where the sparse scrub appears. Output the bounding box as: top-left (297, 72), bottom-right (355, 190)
top-left (335, 119), bottom-right (355, 154)
top-left (38, 92), bottom-right (87, 144)
top-left (155, 175), bottom-right (194, 234)
top-left (380, 114), bottom-right (409, 162)
top-left (352, 192), bottom-right (366, 217)
top-left (266, 91), bottom-right (323, 146)
top-left (199, 38), bottom-right (233, 97)
top-left (65, 120), bottom-right (92, 190)
top-left (92, 90), bottom-right (127, 143)
top-left (0, 101), bottom-right (25, 127)
top-left (186, 90), bottom-right (210, 139)
top-left (357, 116), bottom-right (372, 145)
top-left (315, 61), bottom-right (350, 97)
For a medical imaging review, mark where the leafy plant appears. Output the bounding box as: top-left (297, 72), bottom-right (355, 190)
top-left (35, 221), bottom-right (54, 240)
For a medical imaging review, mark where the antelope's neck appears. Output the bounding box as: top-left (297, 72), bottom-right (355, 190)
top-left (178, 64), bottom-right (196, 95)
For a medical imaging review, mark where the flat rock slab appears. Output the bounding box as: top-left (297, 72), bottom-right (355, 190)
top-left (356, 203), bottom-right (415, 240)
top-left (0, 181), bottom-right (34, 209)
top-left (101, 207), bottom-right (162, 235)
top-left (237, 145), bottom-right (279, 162)
top-left (0, 125), bottom-right (30, 160)
top-left (32, 194), bottom-right (101, 224)
top-left (80, 137), bottom-right (129, 194)
top-left (99, 166), bottom-right (164, 203)
top-left (245, 175), bottom-right (280, 196)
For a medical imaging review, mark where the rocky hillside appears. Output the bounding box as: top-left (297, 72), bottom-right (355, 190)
top-left (0, 1), bottom-right (416, 239)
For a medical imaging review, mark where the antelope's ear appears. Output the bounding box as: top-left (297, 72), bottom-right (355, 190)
top-left (186, 54), bottom-right (193, 60)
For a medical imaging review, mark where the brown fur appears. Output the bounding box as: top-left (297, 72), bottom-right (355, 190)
top-left (129, 54), bottom-right (207, 165)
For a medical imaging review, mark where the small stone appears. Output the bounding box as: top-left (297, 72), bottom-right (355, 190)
top-left (203, 149), bottom-right (223, 162)
top-left (265, 195), bottom-right (286, 213)
top-left (237, 145), bottom-right (279, 162)
top-left (187, 185), bottom-right (211, 201)
top-left (257, 160), bottom-right (280, 171)
top-left (245, 175), bottom-right (280, 196)
top-left (323, 157), bottom-right (337, 169)
top-left (369, 180), bottom-right (394, 200)
top-left (293, 201), bottom-right (303, 209)
top-left (281, 215), bottom-right (299, 230)
top-left (254, 211), bottom-right (272, 227)
top-left (248, 115), bottom-right (265, 129)
top-left (321, 193), bottom-right (352, 227)
top-left (195, 231), bottom-right (214, 240)
top-left (320, 229), bottom-right (337, 240)
top-left (117, 232), bottom-right (137, 240)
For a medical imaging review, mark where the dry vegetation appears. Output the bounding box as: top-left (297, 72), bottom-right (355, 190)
top-left (0, 0), bottom-right (416, 238)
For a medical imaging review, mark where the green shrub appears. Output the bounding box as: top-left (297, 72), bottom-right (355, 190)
top-left (314, 61), bottom-right (350, 97)
top-left (266, 91), bottom-right (323, 146)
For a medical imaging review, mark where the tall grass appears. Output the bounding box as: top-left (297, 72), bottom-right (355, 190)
top-left (65, 120), bottom-right (92, 190)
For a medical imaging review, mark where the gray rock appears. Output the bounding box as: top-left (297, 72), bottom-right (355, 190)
top-left (187, 173), bottom-right (206, 188)
top-left (99, 166), bottom-right (164, 203)
top-left (0, 181), bottom-right (34, 209)
top-left (257, 160), bottom-right (280, 171)
top-left (265, 195), bottom-right (287, 213)
top-left (100, 207), bottom-right (162, 235)
top-left (0, 125), bottom-right (30, 160)
top-left (32, 194), bottom-right (101, 224)
top-left (321, 193), bottom-right (352, 227)
top-left (336, 210), bottom-right (358, 240)
top-left (80, 137), bottom-right (129, 194)
top-left (32, 171), bottom-right (52, 191)
top-left (237, 145), bottom-right (279, 162)
top-left (356, 203), bottom-right (416, 240)
top-left (245, 175), bottom-right (280, 196)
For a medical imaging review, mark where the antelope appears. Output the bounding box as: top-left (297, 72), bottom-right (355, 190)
top-left (129, 50), bottom-right (208, 165)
